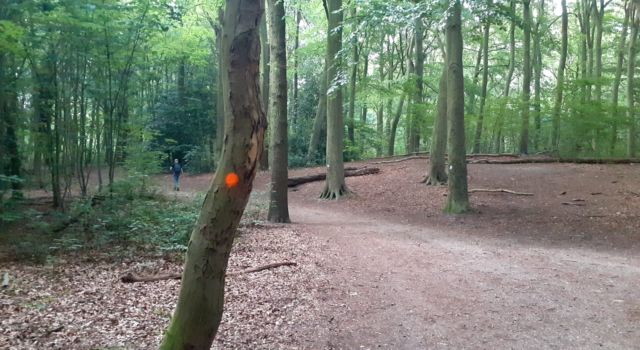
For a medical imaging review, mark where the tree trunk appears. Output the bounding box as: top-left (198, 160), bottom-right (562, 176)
top-left (292, 7), bottom-right (301, 126)
top-left (388, 94), bottom-right (406, 156)
top-left (425, 61), bottom-right (448, 185)
top-left (259, 6), bottom-right (270, 170)
top-left (519, 0), bottom-right (532, 155)
top-left (307, 64), bottom-right (327, 165)
top-left (473, 1), bottom-right (491, 154)
top-left (267, 0), bottom-right (290, 223)
top-left (495, 0), bottom-right (516, 153)
top-left (628, 9), bottom-right (638, 157)
top-left (321, 0), bottom-right (348, 199)
top-left (445, 0), bottom-right (470, 213)
top-left (215, 8), bottom-right (226, 164)
top-left (409, 8), bottom-right (424, 153)
top-left (532, 0), bottom-right (544, 151)
top-left (551, 0), bottom-right (568, 152)
top-left (611, 1), bottom-right (630, 154)
top-left (504, 0), bottom-right (516, 98)
top-left (346, 5), bottom-right (358, 146)
top-left (376, 35), bottom-right (385, 157)
top-left (159, 1), bottom-right (267, 348)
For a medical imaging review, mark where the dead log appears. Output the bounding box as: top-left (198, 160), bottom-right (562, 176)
top-left (469, 188), bottom-right (533, 196)
top-left (121, 261), bottom-right (298, 283)
top-left (288, 167), bottom-right (380, 188)
top-left (469, 157), bottom-right (640, 165)
top-left (2, 273), bottom-right (9, 289)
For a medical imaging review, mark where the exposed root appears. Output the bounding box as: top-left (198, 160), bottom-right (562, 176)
top-left (319, 185), bottom-right (350, 200)
top-left (421, 173), bottom-right (448, 186)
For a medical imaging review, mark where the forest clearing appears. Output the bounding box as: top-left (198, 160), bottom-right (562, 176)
top-left (3, 158), bottom-right (640, 349)
top-left (2, 0), bottom-right (640, 348)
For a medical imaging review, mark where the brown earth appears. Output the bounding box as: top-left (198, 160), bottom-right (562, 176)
top-left (2, 158), bottom-right (640, 349)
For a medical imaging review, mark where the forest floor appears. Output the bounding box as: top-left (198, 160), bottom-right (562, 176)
top-left (3, 157), bottom-right (640, 349)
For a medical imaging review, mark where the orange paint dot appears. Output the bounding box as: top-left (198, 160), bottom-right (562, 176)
top-left (225, 172), bottom-right (240, 188)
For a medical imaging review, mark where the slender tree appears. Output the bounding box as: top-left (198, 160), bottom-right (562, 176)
top-left (408, 4), bottom-right (425, 153)
top-left (267, 0), bottom-right (290, 223)
top-left (424, 57), bottom-right (448, 185)
top-left (611, 0), bottom-right (630, 154)
top-left (307, 63), bottom-right (327, 165)
top-left (551, 0), bottom-right (568, 152)
top-left (628, 5), bottom-right (638, 157)
top-left (321, 0), bottom-right (348, 199)
top-left (160, 0), bottom-right (266, 347)
top-left (259, 5), bottom-right (270, 170)
top-left (473, 0), bottom-right (491, 154)
top-left (445, 0), bottom-right (469, 213)
top-left (519, 0), bottom-right (532, 155)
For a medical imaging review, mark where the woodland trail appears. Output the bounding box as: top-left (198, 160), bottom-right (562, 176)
top-left (289, 204), bottom-right (640, 350)
top-left (166, 165), bottom-right (640, 349)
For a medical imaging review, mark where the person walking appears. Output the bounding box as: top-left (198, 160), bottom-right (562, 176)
top-left (170, 159), bottom-right (183, 191)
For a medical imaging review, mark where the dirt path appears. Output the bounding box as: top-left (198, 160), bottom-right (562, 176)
top-left (290, 204), bottom-right (640, 349)
top-left (165, 163), bottom-right (640, 349)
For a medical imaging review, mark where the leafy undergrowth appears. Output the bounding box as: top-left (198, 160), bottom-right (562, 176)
top-left (1, 186), bottom-right (328, 349)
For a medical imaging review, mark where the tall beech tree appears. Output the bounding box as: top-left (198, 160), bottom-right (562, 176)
top-left (445, 0), bottom-right (469, 214)
top-left (267, 0), bottom-right (290, 223)
top-left (321, 0), bottom-right (348, 199)
top-left (160, 0), bottom-right (267, 347)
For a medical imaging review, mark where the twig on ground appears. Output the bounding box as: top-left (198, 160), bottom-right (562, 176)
top-left (469, 188), bottom-right (533, 196)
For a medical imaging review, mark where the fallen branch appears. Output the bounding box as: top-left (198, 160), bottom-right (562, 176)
top-left (120, 261), bottom-right (298, 283)
top-left (469, 188), bottom-right (533, 196)
top-left (369, 153), bottom-right (519, 165)
top-left (288, 168), bottom-right (380, 188)
top-left (369, 156), bottom-right (428, 164)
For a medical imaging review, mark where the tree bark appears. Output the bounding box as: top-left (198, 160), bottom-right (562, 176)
top-left (267, 0), bottom-right (290, 223)
top-left (445, 0), bottom-right (470, 213)
top-left (321, 0), bottom-right (348, 199)
top-left (159, 1), bottom-right (267, 348)
top-left (519, 0), bottom-right (532, 155)
top-left (551, 0), bottom-right (568, 152)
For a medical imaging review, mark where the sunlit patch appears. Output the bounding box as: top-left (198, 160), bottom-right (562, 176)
top-left (225, 172), bottom-right (240, 188)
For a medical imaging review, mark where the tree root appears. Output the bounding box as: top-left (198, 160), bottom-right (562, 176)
top-left (421, 173), bottom-right (448, 185)
top-left (120, 262), bottom-right (298, 283)
top-left (319, 185), bottom-right (349, 200)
